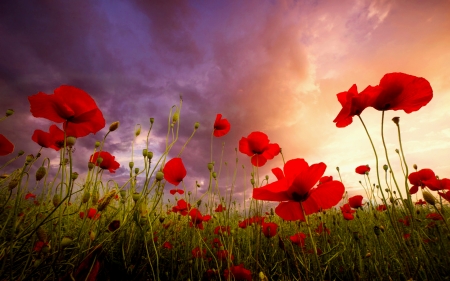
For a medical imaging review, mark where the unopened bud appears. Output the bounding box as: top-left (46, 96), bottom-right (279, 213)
top-left (172, 112), bottom-right (179, 123)
top-left (194, 122), bottom-right (200, 129)
top-left (383, 164), bottom-right (388, 171)
top-left (392, 117), bottom-right (400, 124)
top-left (82, 192), bottom-right (90, 203)
top-left (142, 149), bottom-right (148, 157)
top-left (94, 141), bottom-right (101, 148)
top-left (208, 162), bottom-right (214, 171)
top-left (96, 157), bottom-right (103, 164)
top-left (26, 154), bottom-right (35, 164)
top-left (88, 162), bottom-right (95, 170)
top-left (129, 162), bottom-right (134, 169)
top-left (155, 171), bottom-right (164, 181)
top-left (336, 167), bottom-right (340, 172)
top-left (150, 117), bottom-right (154, 124)
top-left (66, 136), bottom-right (76, 147)
top-left (61, 236), bottom-right (73, 248)
top-left (53, 194), bottom-right (61, 207)
top-left (422, 191), bottom-right (436, 205)
top-left (135, 124), bottom-right (141, 137)
top-left (395, 149), bottom-right (399, 154)
top-left (212, 172), bottom-right (217, 179)
top-left (8, 178), bottom-right (19, 190)
top-left (109, 121), bottom-right (119, 132)
top-left (71, 172), bottom-right (78, 180)
top-left (5, 109), bottom-right (14, 117)
top-left (147, 151), bottom-right (153, 159)
top-left (18, 150), bottom-right (24, 156)
top-left (265, 175), bottom-right (269, 181)
top-left (132, 192), bottom-right (140, 202)
top-left (35, 166), bottom-right (47, 181)
top-left (134, 168), bottom-right (139, 174)
top-left (250, 179), bottom-right (255, 186)
top-left (413, 164), bottom-right (418, 170)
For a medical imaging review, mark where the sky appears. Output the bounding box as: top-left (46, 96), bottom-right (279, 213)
top-left (1, 0), bottom-right (450, 207)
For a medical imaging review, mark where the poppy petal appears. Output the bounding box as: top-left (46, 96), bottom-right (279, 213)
top-left (0, 134), bottom-right (14, 156)
top-left (163, 158), bottom-right (187, 186)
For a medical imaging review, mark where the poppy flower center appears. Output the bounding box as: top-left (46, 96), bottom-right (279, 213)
top-left (291, 191), bottom-right (309, 202)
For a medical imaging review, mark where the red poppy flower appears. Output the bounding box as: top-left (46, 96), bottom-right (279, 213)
top-left (423, 178), bottom-right (450, 191)
top-left (212, 238), bottom-right (223, 248)
top-left (398, 216), bottom-right (410, 227)
top-left (33, 241), bottom-right (50, 252)
top-left (172, 199), bottom-right (191, 216)
top-left (348, 195), bottom-right (364, 209)
top-left (90, 151), bottom-right (120, 173)
top-left (213, 114), bottom-right (230, 137)
top-left (216, 249), bottom-right (234, 261)
top-left (215, 204), bottom-right (226, 212)
top-left (0, 134), bottom-right (14, 156)
top-left (318, 176), bottom-right (333, 185)
top-left (408, 169), bottom-right (435, 194)
top-left (438, 191), bottom-right (450, 203)
top-left (315, 223), bottom-right (330, 235)
top-left (369, 72), bottom-right (433, 113)
top-left (32, 125), bottom-right (66, 151)
top-left (163, 241), bottom-right (173, 249)
top-left (238, 216), bottom-right (265, 228)
top-left (192, 247), bottom-right (206, 258)
top-left (25, 192), bottom-right (36, 200)
top-left (28, 85), bottom-right (105, 138)
top-left (169, 188), bottom-right (184, 195)
top-left (403, 233), bottom-right (411, 240)
top-left (80, 208), bottom-right (100, 220)
top-left (253, 158), bottom-right (345, 221)
top-left (426, 213), bottom-right (443, 221)
top-left (333, 84), bottom-right (378, 128)
top-left (340, 203), bottom-right (356, 220)
top-left (415, 199), bottom-right (427, 206)
top-left (355, 165), bottom-right (370, 175)
top-left (239, 131), bottom-right (280, 167)
top-left (214, 225), bottom-right (231, 236)
top-left (163, 158), bottom-right (186, 186)
top-left (290, 232), bottom-right (307, 247)
top-left (223, 263), bottom-right (252, 281)
top-left (261, 222), bottom-right (278, 238)
top-left (376, 204), bottom-right (387, 212)
top-left (189, 208), bottom-right (211, 230)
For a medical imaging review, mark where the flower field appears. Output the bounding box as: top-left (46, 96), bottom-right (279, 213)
top-left (1, 72), bottom-right (449, 280)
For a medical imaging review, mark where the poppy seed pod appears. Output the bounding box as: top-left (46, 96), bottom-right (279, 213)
top-left (109, 121), bottom-right (119, 132)
top-left (172, 112), bottom-right (179, 123)
top-left (134, 168), bottom-right (139, 174)
top-left (129, 162), bottom-right (134, 169)
top-left (66, 136), bottom-right (76, 147)
top-left (88, 162), bottom-right (95, 170)
top-left (142, 149), bottom-right (148, 157)
top-left (392, 117), bottom-right (400, 124)
top-left (383, 164), bottom-right (388, 171)
top-left (82, 192), bottom-right (90, 203)
top-left (422, 191), bottom-right (436, 205)
top-left (6, 109), bottom-right (14, 117)
top-left (132, 192), bottom-right (140, 202)
top-left (155, 171), bottom-right (164, 181)
top-left (119, 190), bottom-right (126, 198)
top-left (95, 141), bottom-right (100, 148)
top-left (8, 178), bottom-right (19, 190)
top-left (52, 194), bottom-right (61, 207)
top-left (150, 117), bottom-right (154, 124)
top-left (35, 166), bottom-right (47, 181)
top-left (194, 122), bottom-right (199, 129)
top-left (135, 125), bottom-right (141, 137)
top-left (96, 157), bottom-right (103, 165)
top-left (26, 154), bottom-right (35, 164)
top-left (212, 172), bottom-right (217, 179)
top-left (207, 162), bottom-right (214, 171)
top-left (18, 150), bottom-right (24, 156)
top-left (250, 178), bottom-right (255, 186)
top-left (61, 236), bottom-right (73, 248)
top-left (147, 151), bottom-right (153, 159)
top-left (71, 172), bottom-right (78, 180)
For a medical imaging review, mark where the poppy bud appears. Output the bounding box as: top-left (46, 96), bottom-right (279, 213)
top-left (150, 117), bottom-right (154, 124)
top-left (71, 172), bottom-right (78, 180)
top-left (336, 167), bottom-right (340, 172)
top-left (61, 236), bottom-right (73, 248)
top-left (392, 117), bottom-right (400, 124)
top-left (53, 194), bottom-right (61, 207)
top-left (142, 149), bottom-right (148, 157)
top-left (395, 149), bottom-right (399, 154)
top-left (172, 112), bottom-right (179, 123)
top-left (18, 150), bottom-right (24, 156)
top-left (6, 109), bottom-right (14, 117)
top-left (82, 192), bottom-right (90, 203)
top-left (8, 178), bottom-right (19, 190)
top-left (35, 166), bottom-right (47, 181)
top-left (155, 171), bottom-right (164, 181)
top-left (88, 162), bottom-right (95, 170)
top-left (96, 157), bottom-right (103, 164)
top-left (250, 179), bottom-right (255, 186)
top-left (422, 191), bottom-right (436, 205)
top-left (212, 172), bottom-right (217, 179)
top-left (26, 154), bottom-right (35, 164)
top-left (147, 151), bottom-right (153, 159)
top-left (92, 191), bottom-right (99, 205)
top-left (132, 192), bottom-right (140, 202)
top-left (89, 231), bottom-right (96, 241)
top-left (119, 190), bottom-right (126, 198)
top-left (413, 164), bottom-right (418, 170)
top-left (259, 272), bottom-right (269, 281)
top-left (188, 191), bottom-right (192, 196)
top-left (194, 122), bottom-right (199, 129)
top-left (129, 162), bottom-right (134, 169)
top-left (66, 136), bottom-right (76, 147)
top-left (208, 162), bottom-right (214, 171)
top-left (36, 226), bottom-right (48, 242)
top-left (197, 200), bottom-right (202, 207)
top-left (389, 197), bottom-right (395, 204)
top-left (95, 141), bottom-right (101, 148)
top-left (383, 165), bottom-right (388, 171)
top-left (109, 121), bottom-right (120, 132)
top-left (134, 168), bottom-right (139, 174)
top-left (135, 124), bottom-right (141, 136)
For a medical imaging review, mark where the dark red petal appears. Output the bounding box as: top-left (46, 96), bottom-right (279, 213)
top-left (275, 201), bottom-right (306, 221)
top-left (0, 134), bottom-right (14, 156)
top-left (170, 189), bottom-right (177, 195)
top-left (163, 158), bottom-right (187, 186)
top-left (355, 165), bottom-right (370, 175)
top-left (261, 143), bottom-right (280, 160)
top-left (246, 131), bottom-right (269, 154)
top-left (271, 167), bottom-right (284, 181)
top-left (28, 92), bottom-right (71, 122)
top-left (308, 181), bottom-right (345, 210)
top-left (238, 137), bottom-right (253, 156)
top-left (213, 114), bottom-right (231, 137)
top-left (408, 169), bottom-right (435, 185)
top-left (289, 162), bottom-right (326, 197)
top-left (251, 154), bottom-right (267, 167)
top-left (253, 180), bottom-right (291, 201)
top-left (348, 195), bottom-right (363, 208)
top-left (64, 108), bottom-right (105, 138)
top-left (409, 185), bottom-right (419, 194)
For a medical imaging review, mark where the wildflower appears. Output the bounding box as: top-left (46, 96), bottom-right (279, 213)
top-left (163, 241), bottom-right (173, 249)
top-left (348, 195), bottom-right (364, 209)
top-left (423, 178), bottom-right (450, 191)
top-left (376, 204), bottom-right (387, 212)
top-left (89, 151), bottom-right (120, 173)
top-left (215, 204), bottom-right (226, 212)
top-left (25, 192), bottom-right (36, 200)
top-left (398, 216), bottom-right (410, 227)
top-left (403, 233), bottom-right (411, 240)
top-left (333, 84), bottom-right (377, 127)
top-left (31, 125), bottom-right (70, 151)
top-left (214, 226), bottom-right (231, 236)
top-left (318, 176), bottom-right (333, 185)
top-left (163, 158), bottom-right (186, 186)
top-left (216, 249), bottom-right (234, 261)
top-left (189, 208), bottom-right (211, 230)
top-left (355, 165), bottom-right (370, 175)
top-left (172, 199), bottom-right (191, 216)
top-left (0, 134), bottom-right (14, 156)
top-left (213, 114), bottom-right (230, 137)
top-left (315, 223), bottom-right (330, 235)
top-left (290, 232), bottom-right (307, 247)
top-left (169, 188), bottom-right (184, 195)
top-left (224, 263), bottom-right (252, 281)
top-left (438, 190), bottom-right (450, 203)
top-left (80, 208), bottom-right (100, 220)
top-left (239, 131), bottom-right (280, 167)
top-left (340, 203), bottom-right (356, 220)
top-left (408, 169), bottom-right (436, 194)
top-left (253, 158), bottom-right (345, 221)
top-left (368, 72), bottom-right (433, 113)
top-left (426, 213), bottom-right (443, 221)
top-left (212, 238), bottom-right (223, 248)
top-left (192, 247), bottom-right (206, 258)
top-left (28, 85), bottom-right (105, 137)
top-left (415, 199), bottom-right (427, 206)
top-left (261, 222), bottom-right (278, 238)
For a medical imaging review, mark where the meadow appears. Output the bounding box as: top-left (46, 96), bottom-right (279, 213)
top-left (0, 72), bottom-right (449, 281)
